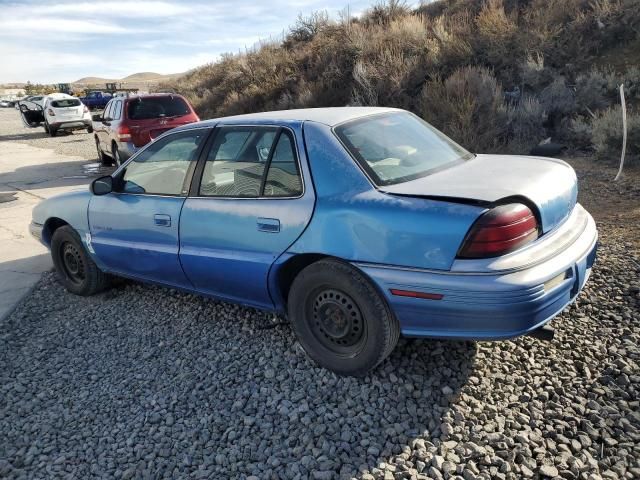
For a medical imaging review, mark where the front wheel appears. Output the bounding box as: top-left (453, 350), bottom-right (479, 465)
top-left (288, 259), bottom-right (400, 376)
top-left (51, 225), bottom-right (110, 296)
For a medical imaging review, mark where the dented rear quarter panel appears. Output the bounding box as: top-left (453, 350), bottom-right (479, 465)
top-left (287, 121), bottom-right (485, 271)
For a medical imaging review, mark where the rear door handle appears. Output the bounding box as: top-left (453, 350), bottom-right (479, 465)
top-left (154, 214), bottom-right (171, 227)
top-left (257, 217), bottom-right (280, 233)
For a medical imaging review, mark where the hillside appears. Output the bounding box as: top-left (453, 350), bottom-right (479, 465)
top-left (163, 0), bottom-right (640, 161)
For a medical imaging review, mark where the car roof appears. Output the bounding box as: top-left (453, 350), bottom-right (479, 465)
top-left (193, 107), bottom-right (402, 127)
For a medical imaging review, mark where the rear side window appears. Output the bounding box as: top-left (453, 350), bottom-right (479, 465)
top-left (199, 127), bottom-right (302, 198)
top-left (113, 100), bottom-right (122, 120)
top-left (263, 134), bottom-right (302, 197)
top-left (51, 99), bottom-right (81, 108)
top-left (104, 101), bottom-right (113, 120)
top-left (127, 96), bottom-right (190, 120)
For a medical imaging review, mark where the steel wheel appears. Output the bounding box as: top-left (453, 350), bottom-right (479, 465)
top-left (60, 241), bottom-right (86, 286)
top-left (307, 288), bottom-right (366, 357)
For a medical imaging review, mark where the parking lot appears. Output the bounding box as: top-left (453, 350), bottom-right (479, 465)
top-left (0, 106), bottom-right (639, 479)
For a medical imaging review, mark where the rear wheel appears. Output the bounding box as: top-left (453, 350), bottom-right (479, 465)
top-left (95, 137), bottom-right (109, 165)
top-left (43, 122), bottom-right (49, 134)
top-left (111, 143), bottom-right (121, 167)
top-left (288, 259), bottom-right (399, 376)
top-left (86, 125), bottom-right (93, 134)
top-left (51, 225), bottom-right (110, 296)
top-left (49, 125), bottom-right (57, 137)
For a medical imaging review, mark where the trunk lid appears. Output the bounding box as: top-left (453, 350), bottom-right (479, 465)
top-left (379, 154), bottom-right (578, 233)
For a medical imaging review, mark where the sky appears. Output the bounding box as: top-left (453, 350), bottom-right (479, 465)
top-left (0, 0), bottom-right (420, 84)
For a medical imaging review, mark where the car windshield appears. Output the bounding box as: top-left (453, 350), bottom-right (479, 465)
top-left (334, 112), bottom-right (473, 186)
top-left (127, 96), bottom-right (190, 120)
top-left (51, 99), bottom-right (81, 108)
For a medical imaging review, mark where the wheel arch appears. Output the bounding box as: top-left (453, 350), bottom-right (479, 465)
top-left (42, 217), bottom-right (70, 246)
top-left (270, 253), bottom-right (392, 317)
top-left (271, 253), bottom-right (327, 312)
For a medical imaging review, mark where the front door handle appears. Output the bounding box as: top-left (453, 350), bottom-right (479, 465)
top-left (154, 214), bottom-right (171, 227)
top-left (257, 217), bottom-right (280, 233)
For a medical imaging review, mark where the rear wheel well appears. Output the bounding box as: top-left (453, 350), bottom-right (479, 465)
top-left (42, 218), bottom-right (69, 246)
top-left (277, 253), bottom-right (327, 306)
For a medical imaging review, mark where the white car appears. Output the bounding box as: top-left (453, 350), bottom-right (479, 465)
top-left (41, 93), bottom-right (92, 137)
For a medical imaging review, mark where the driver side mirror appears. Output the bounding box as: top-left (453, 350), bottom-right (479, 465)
top-left (91, 175), bottom-right (113, 195)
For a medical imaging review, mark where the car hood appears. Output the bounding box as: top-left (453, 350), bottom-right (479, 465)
top-left (379, 154), bottom-right (578, 233)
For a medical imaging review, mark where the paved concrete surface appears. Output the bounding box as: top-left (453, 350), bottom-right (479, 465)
top-left (0, 139), bottom-right (110, 320)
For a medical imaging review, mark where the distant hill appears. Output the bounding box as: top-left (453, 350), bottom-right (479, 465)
top-left (73, 76), bottom-right (116, 85)
top-left (73, 72), bottom-right (183, 85)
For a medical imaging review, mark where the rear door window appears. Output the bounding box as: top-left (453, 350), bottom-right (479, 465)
top-left (127, 96), bottom-right (190, 120)
top-left (199, 127), bottom-right (302, 198)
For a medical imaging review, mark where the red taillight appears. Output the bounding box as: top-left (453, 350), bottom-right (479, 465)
top-left (457, 203), bottom-right (539, 259)
top-left (47, 108), bottom-right (55, 116)
top-left (117, 125), bottom-right (131, 141)
top-left (83, 105), bottom-right (89, 113)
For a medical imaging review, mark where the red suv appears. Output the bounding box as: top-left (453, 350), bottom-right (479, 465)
top-left (94, 93), bottom-right (200, 166)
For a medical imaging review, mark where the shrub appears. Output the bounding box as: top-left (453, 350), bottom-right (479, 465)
top-left (421, 66), bottom-right (506, 152)
top-left (591, 106), bottom-right (640, 163)
top-left (568, 115), bottom-right (594, 148)
top-left (500, 96), bottom-right (547, 153)
top-left (575, 69), bottom-right (610, 112)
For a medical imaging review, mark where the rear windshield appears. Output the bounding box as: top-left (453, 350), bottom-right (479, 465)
top-left (127, 96), bottom-right (190, 120)
top-left (334, 112), bottom-right (473, 186)
top-left (51, 99), bottom-right (81, 108)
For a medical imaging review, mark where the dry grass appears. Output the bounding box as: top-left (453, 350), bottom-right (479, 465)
top-left (161, 0), bottom-right (640, 155)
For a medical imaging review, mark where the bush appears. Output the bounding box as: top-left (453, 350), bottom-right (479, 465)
top-left (591, 106), bottom-right (640, 163)
top-left (159, 0), bottom-right (640, 156)
top-left (568, 115), bottom-right (594, 148)
top-left (421, 66), bottom-right (506, 152)
top-left (501, 96), bottom-right (547, 153)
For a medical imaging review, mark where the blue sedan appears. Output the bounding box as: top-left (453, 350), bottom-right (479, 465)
top-left (30, 107), bottom-right (598, 375)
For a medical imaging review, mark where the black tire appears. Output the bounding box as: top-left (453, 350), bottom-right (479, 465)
top-left (95, 137), bottom-right (109, 165)
top-left (49, 126), bottom-right (57, 137)
top-left (51, 225), bottom-right (110, 296)
top-left (87, 125), bottom-right (93, 134)
top-left (43, 122), bottom-right (49, 134)
top-left (111, 143), bottom-right (121, 166)
top-left (288, 259), bottom-right (400, 376)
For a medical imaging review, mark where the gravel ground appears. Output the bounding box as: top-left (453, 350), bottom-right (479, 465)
top-left (0, 108), bottom-right (97, 160)
top-left (0, 133), bottom-right (639, 479)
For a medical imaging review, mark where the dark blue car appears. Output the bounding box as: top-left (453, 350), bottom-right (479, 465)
top-left (31, 108), bottom-right (597, 375)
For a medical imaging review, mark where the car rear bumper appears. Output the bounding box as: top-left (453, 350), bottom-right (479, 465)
top-left (356, 205), bottom-right (598, 340)
top-left (51, 119), bottom-right (91, 130)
